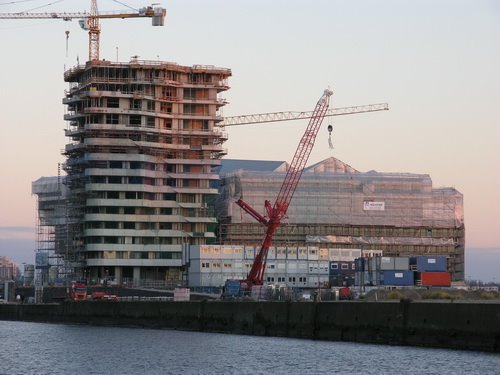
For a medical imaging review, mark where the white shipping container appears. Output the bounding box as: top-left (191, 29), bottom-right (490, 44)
top-left (380, 257), bottom-right (396, 270)
top-left (394, 257), bottom-right (410, 270)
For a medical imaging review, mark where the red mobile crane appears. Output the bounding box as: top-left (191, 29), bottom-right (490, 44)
top-left (223, 89), bottom-right (333, 298)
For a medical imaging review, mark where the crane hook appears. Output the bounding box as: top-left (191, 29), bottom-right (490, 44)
top-left (327, 124), bottom-right (334, 149)
top-left (65, 30), bottom-right (70, 57)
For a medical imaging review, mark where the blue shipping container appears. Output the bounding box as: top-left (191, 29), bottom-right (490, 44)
top-left (330, 261), bottom-right (354, 276)
top-left (354, 257), bottom-right (365, 272)
top-left (329, 261), bottom-right (340, 276)
top-left (223, 280), bottom-right (241, 297)
top-left (383, 271), bottom-right (414, 286)
top-left (411, 256), bottom-right (447, 272)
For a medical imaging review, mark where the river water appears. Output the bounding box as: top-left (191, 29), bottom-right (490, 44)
top-left (0, 321), bottom-right (498, 375)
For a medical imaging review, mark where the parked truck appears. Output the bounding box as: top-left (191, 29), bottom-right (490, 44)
top-left (69, 282), bottom-right (88, 301)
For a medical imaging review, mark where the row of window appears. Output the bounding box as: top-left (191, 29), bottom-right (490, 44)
top-left (88, 161), bottom-right (204, 174)
top-left (266, 276), bottom-right (307, 283)
top-left (85, 251), bottom-right (181, 260)
top-left (89, 175), bottom-right (208, 188)
top-left (85, 236), bottom-right (190, 245)
top-left (85, 221), bottom-right (173, 230)
top-left (80, 66), bottom-right (225, 85)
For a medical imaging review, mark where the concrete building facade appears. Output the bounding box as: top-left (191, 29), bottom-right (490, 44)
top-left (61, 59), bottom-right (231, 285)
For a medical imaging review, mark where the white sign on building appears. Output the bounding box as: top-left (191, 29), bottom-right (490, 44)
top-left (363, 201), bottom-right (385, 211)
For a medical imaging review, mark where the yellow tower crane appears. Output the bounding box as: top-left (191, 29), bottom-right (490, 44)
top-left (0, 1), bottom-right (166, 61)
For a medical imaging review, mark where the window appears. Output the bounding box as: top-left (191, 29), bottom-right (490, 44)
top-left (91, 176), bottom-right (106, 184)
top-left (106, 114), bottom-right (119, 124)
top-left (108, 176), bottom-right (121, 184)
top-left (130, 99), bottom-right (142, 110)
top-left (109, 161), bottom-right (122, 169)
top-left (143, 192), bottom-right (155, 200)
top-left (106, 206), bottom-right (119, 214)
top-left (128, 176), bottom-right (143, 184)
top-left (107, 97), bottom-right (119, 108)
top-left (146, 116), bottom-right (155, 128)
top-left (144, 177), bottom-right (155, 186)
top-left (129, 115), bottom-right (141, 126)
top-left (124, 207), bottom-right (135, 214)
top-left (159, 208), bottom-right (172, 215)
top-left (159, 222), bottom-right (172, 230)
top-left (123, 222), bottom-right (135, 230)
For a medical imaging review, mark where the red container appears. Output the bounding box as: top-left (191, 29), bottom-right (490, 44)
top-left (419, 272), bottom-right (451, 287)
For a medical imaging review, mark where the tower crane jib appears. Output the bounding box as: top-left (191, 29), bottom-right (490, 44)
top-left (0, 1), bottom-right (167, 62)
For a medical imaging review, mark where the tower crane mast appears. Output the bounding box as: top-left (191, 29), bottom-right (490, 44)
top-left (0, 1), bottom-right (166, 61)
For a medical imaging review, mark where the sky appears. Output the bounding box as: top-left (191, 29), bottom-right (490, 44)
top-left (0, 1), bottom-right (499, 275)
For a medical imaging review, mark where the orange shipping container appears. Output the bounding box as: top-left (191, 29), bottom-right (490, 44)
top-left (419, 272), bottom-right (451, 287)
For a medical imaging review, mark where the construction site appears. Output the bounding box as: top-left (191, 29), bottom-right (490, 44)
top-left (4, 2), bottom-right (465, 294)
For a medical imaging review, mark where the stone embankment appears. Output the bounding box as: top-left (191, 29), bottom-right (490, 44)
top-left (1, 300), bottom-right (499, 353)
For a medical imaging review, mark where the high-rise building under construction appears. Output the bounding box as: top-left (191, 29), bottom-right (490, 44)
top-left (61, 58), bottom-right (231, 285)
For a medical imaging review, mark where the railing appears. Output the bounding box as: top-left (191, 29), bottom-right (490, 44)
top-left (118, 296), bottom-right (173, 302)
top-left (122, 278), bottom-right (187, 289)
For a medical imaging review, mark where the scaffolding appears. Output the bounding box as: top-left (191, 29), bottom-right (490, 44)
top-left (32, 176), bottom-right (84, 285)
top-left (59, 59), bottom-right (232, 284)
top-left (215, 157), bottom-right (465, 281)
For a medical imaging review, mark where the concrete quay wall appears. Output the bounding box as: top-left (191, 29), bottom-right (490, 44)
top-left (0, 300), bottom-right (498, 352)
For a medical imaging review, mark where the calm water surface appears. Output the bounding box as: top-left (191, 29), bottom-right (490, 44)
top-left (0, 321), bottom-right (499, 375)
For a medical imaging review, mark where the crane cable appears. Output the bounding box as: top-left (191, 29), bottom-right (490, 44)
top-left (20, 0), bottom-right (66, 13)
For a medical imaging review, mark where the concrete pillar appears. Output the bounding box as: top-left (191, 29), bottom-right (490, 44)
top-left (114, 266), bottom-right (122, 285)
top-left (133, 267), bottom-right (141, 287)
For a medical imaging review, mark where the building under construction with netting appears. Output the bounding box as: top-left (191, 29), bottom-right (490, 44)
top-left (214, 157), bottom-right (465, 281)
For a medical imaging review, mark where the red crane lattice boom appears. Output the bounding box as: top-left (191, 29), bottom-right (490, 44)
top-left (236, 89), bottom-right (333, 287)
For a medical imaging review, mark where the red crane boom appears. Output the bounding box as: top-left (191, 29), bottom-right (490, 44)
top-left (235, 89), bottom-right (333, 289)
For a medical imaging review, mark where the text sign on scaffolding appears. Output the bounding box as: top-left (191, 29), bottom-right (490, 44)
top-left (363, 201), bottom-right (385, 211)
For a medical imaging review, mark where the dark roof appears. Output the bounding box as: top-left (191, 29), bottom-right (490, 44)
top-left (217, 159), bottom-right (286, 175)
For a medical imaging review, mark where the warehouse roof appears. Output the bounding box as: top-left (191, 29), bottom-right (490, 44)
top-left (217, 159), bottom-right (287, 175)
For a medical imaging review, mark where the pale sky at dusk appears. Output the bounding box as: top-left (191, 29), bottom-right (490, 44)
top-left (0, 0), bottom-right (499, 267)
